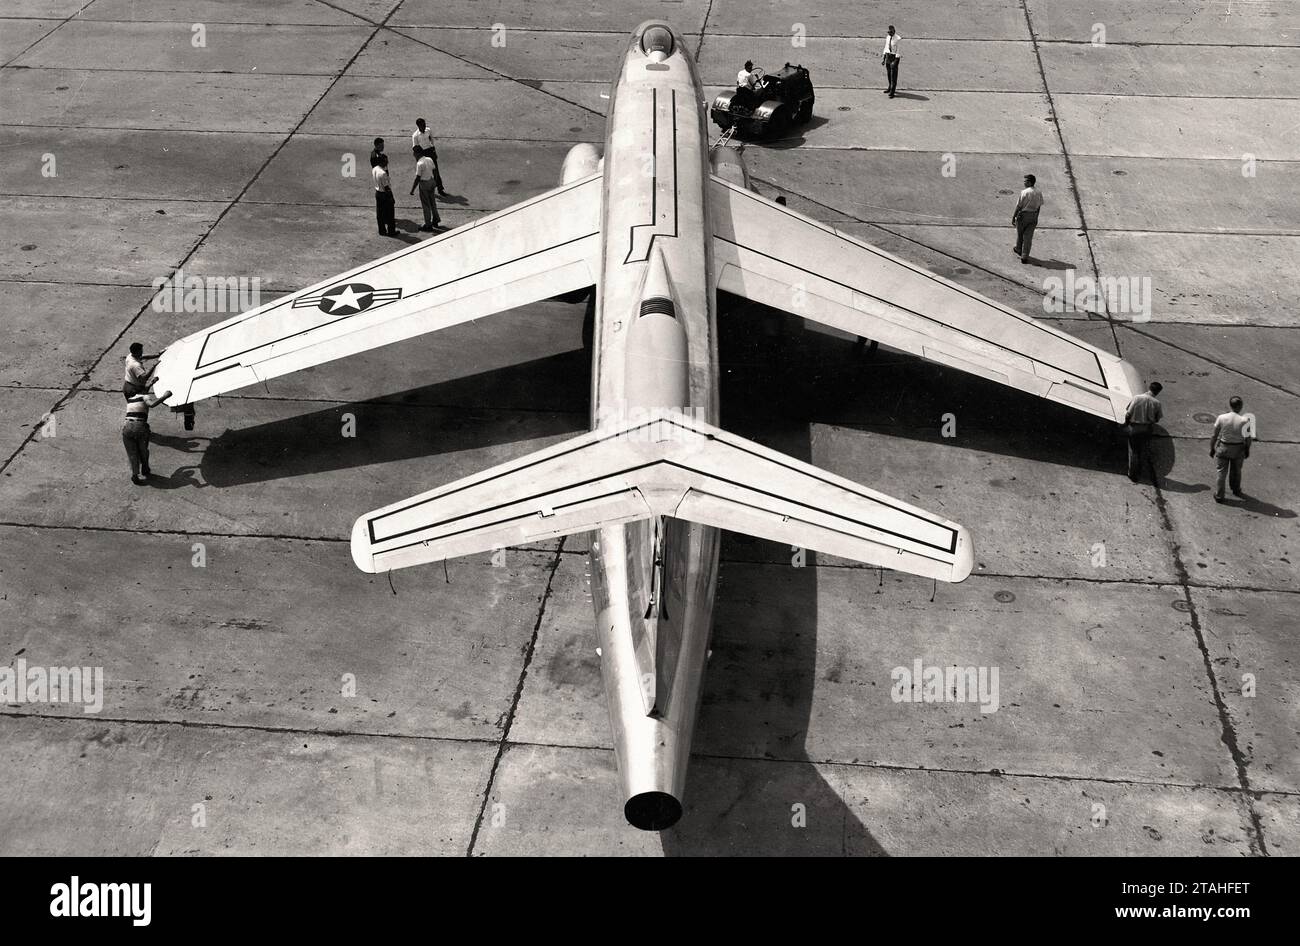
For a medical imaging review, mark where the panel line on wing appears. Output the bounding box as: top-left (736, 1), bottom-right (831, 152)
top-left (196, 230), bottom-right (599, 370)
top-left (716, 234), bottom-right (1106, 388)
top-left (193, 174), bottom-right (603, 370)
top-left (367, 417), bottom-right (959, 554)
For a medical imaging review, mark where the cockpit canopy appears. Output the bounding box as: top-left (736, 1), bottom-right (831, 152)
top-left (640, 25), bottom-right (675, 58)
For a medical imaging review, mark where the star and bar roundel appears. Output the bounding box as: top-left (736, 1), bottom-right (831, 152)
top-left (292, 282), bottom-right (403, 316)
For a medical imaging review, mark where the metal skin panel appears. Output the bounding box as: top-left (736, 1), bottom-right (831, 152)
top-left (150, 176), bottom-right (604, 406)
top-left (154, 20), bottom-right (1031, 832)
top-left (709, 177), bottom-right (1143, 423)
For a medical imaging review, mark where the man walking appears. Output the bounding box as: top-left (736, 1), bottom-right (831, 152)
top-left (881, 26), bottom-right (901, 98)
top-left (123, 379), bottom-right (172, 485)
top-left (372, 153), bottom-right (397, 237)
top-left (411, 118), bottom-right (448, 196)
top-left (1013, 174), bottom-right (1043, 264)
top-left (1124, 381), bottom-right (1163, 484)
top-left (410, 151), bottom-right (442, 232)
top-left (1210, 396), bottom-right (1253, 502)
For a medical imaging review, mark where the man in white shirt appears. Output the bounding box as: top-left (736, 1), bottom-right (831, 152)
top-left (411, 118), bottom-right (448, 196)
top-left (1012, 174), bottom-right (1044, 263)
top-left (881, 26), bottom-right (901, 98)
top-left (123, 342), bottom-right (156, 394)
top-left (409, 153), bottom-right (442, 231)
top-left (1210, 396), bottom-right (1253, 501)
top-left (372, 154), bottom-right (397, 237)
top-left (737, 60), bottom-right (757, 90)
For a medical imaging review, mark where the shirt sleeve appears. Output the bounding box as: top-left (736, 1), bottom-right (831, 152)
top-left (1153, 401), bottom-right (1162, 423)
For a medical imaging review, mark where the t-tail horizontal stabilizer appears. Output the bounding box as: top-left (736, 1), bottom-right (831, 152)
top-left (351, 413), bottom-right (973, 583)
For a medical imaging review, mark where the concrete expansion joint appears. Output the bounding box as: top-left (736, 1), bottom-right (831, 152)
top-left (1149, 483), bottom-right (1270, 855)
top-left (466, 537), bottom-right (567, 856)
top-left (0, 3), bottom-right (404, 481)
top-left (1018, 0), bottom-right (1121, 358)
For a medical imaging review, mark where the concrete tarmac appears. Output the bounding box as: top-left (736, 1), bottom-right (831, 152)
top-left (0, 0), bottom-right (1296, 855)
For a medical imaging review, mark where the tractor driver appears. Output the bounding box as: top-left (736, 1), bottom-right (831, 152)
top-left (737, 60), bottom-right (759, 91)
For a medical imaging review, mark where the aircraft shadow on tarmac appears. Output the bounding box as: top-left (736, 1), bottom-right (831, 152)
top-left (189, 296), bottom-right (1168, 854)
top-left (196, 349), bottom-right (591, 488)
top-left (664, 298), bottom-right (889, 855)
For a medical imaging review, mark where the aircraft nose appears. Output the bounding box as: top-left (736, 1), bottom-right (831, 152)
top-left (640, 24), bottom-right (675, 59)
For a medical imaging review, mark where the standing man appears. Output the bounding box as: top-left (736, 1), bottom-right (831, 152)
top-left (1013, 173), bottom-right (1043, 264)
top-left (372, 153), bottom-right (397, 237)
top-left (123, 379), bottom-right (172, 485)
top-left (1124, 381), bottom-right (1163, 484)
top-left (1210, 396), bottom-right (1253, 502)
top-left (369, 137), bottom-right (385, 168)
top-left (881, 26), bottom-right (901, 98)
top-left (412, 118), bottom-right (448, 196)
top-left (410, 151), bottom-right (442, 232)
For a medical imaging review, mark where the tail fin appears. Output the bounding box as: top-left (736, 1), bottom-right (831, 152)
top-left (351, 412), bottom-right (972, 582)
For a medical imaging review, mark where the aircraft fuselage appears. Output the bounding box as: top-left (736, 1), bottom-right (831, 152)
top-left (588, 23), bottom-right (719, 830)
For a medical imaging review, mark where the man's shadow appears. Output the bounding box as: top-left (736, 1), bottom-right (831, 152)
top-left (1024, 257), bottom-right (1073, 271)
top-left (1149, 431), bottom-right (1201, 494)
top-left (1152, 435), bottom-right (1295, 516)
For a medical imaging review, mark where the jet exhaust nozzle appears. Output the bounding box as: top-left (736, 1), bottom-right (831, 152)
top-left (625, 791), bottom-right (683, 831)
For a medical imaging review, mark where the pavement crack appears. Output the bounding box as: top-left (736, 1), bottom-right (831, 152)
top-left (1019, 0), bottom-right (1123, 357)
top-left (1148, 480), bottom-right (1270, 855)
top-left (466, 536), bottom-right (568, 856)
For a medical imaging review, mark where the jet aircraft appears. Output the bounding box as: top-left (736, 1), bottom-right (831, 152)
top-left (153, 22), bottom-right (1141, 830)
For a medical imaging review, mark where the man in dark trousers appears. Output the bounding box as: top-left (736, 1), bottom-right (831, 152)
top-left (881, 26), bottom-right (901, 98)
top-left (1013, 173), bottom-right (1043, 263)
top-left (1124, 381), bottom-right (1163, 484)
top-left (372, 153), bottom-right (397, 237)
top-left (1210, 395), bottom-right (1253, 502)
top-left (412, 118), bottom-right (448, 196)
top-left (123, 379), bottom-right (173, 485)
top-left (410, 151), bottom-right (441, 231)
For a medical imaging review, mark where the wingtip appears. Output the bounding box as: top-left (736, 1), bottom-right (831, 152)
top-left (951, 526), bottom-right (975, 583)
top-left (1118, 356), bottom-right (1145, 401)
top-left (350, 516), bottom-right (377, 573)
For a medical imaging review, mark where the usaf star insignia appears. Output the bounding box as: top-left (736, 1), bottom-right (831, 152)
top-left (293, 282), bottom-right (403, 316)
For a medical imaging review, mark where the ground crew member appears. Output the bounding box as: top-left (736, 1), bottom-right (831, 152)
top-left (123, 342), bottom-right (157, 394)
top-left (1210, 396), bottom-right (1252, 501)
top-left (411, 118), bottom-right (448, 195)
top-left (123, 381), bottom-right (172, 484)
top-left (1124, 381), bottom-right (1163, 484)
top-left (372, 153), bottom-right (397, 237)
top-left (1013, 174), bottom-right (1043, 264)
top-left (410, 152), bottom-right (441, 231)
top-left (881, 26), bottom-right (901, 98)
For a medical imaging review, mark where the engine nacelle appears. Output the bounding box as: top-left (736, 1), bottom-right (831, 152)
top-left (709, 147), bottom-right (753, 191)
top-left (560, 143), bottom-right (603, 185)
